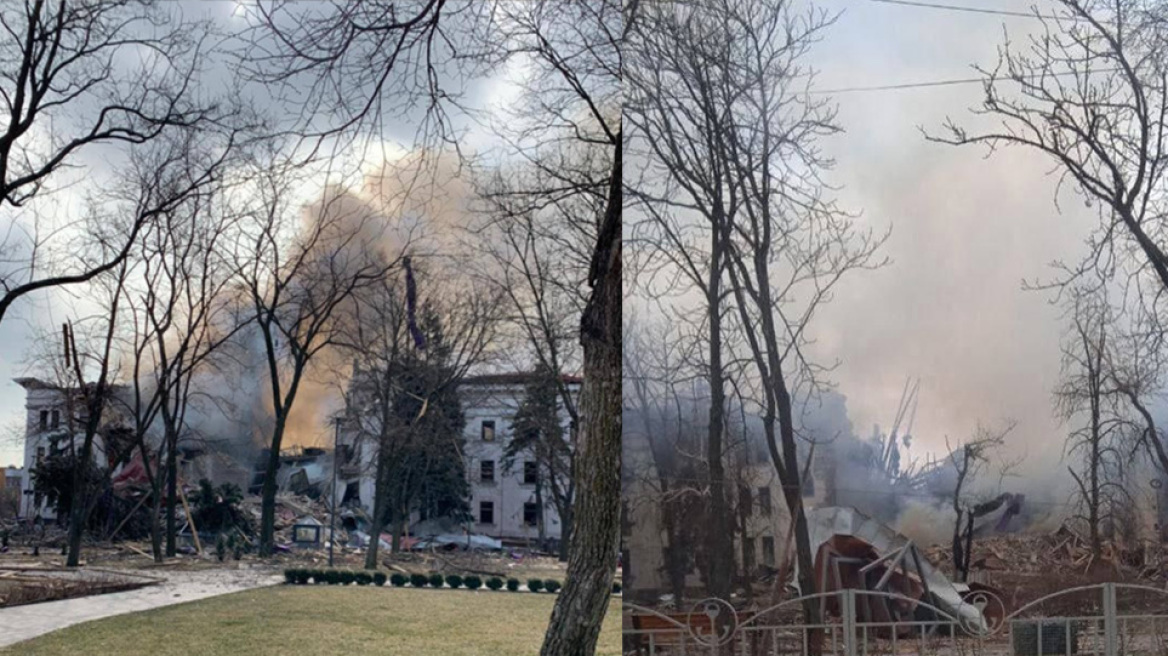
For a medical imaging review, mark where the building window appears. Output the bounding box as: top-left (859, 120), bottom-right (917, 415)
top-left (38, 410), bottom-right (47, 431)
top-left (761, 536), bottom-right (776, 566)
top-left (36, 447), bottom-right (45, 463)
top-left (50, 410), bottom-right (59, 429)
top-left (523, 461), bottom-right (538, 485)
top-left (523, 502), bottom-right (540, 527)
top-left (481, 420), bottom-right (496, 442)
top-left (738, 484), bottom-right (753, 516)
top-left (758, 487), bottom-right (772, 516)
top-left (479, 501), bottom-right (494, 525)
top-left (742, 536), bottom-right (755, 569)
top-left (480, 460), bottom-right (495, 483)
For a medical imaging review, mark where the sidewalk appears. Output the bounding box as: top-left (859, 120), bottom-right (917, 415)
top-left (0, 568), bottom-right (283, 648)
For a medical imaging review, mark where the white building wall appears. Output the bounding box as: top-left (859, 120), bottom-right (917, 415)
top-left (335, 376), bottom-right (578, 544)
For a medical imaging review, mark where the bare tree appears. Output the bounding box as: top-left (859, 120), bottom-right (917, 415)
top-left (1057, 287), bottom-right (1133, 559)
top-left (115, 134), bottom-right (246, 560)
top-left (932, 1), bottom-right (1168, 311)
top-left (945, 421), bottom-right (1017, 582)
top-left (627, 0), bottom-right (884, 624)
top-left (235, 153), bottom-right (408, 557)
top-left (245, 1), bottom-right (622, 648)
top-left (341, 265), bottom-right (501, 569)
top-left (0, 0), bottom-right (227, 324)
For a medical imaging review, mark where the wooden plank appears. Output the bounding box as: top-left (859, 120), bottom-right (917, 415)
top-left (177, 483), bottom-right (202, 554)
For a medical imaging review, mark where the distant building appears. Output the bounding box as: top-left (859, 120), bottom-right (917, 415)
top-left (335, 371), bottom-right (581, 545)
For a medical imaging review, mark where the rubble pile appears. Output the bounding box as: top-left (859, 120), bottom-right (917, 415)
top-left (923, 522), bottom-right (1168, 584)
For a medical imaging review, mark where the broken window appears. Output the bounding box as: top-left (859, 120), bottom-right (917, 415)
top-left (758, 487), bottom-right (772, 516)
top-left (742, 536), bottom-right (755, 570)
top-left (481, 420), bottom-right (496, 442)
top-left (36, 446), bottom-right (45, 463)
top-left (761, 536), bottom-right (775, 566)
top-left (523, 502), bottom-right (540, 526)
top-left (38, 410), bottom-right (47, 431)
top-left (480, 460), bottom-right (495, 483)
top-left (50, 410), bottom-right (59, 429)
top-left (479, 500), bottom-right (494, 524)
top-left (523, 461), bottom-right (538, 485)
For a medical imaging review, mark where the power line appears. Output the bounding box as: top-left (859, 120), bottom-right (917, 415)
top-left (814, 67), bottom-right (1121, 95)
top-left (868, 0), bottom-right (1088, 22)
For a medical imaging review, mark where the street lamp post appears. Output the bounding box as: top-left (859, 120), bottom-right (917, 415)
top-left (329, 416), bottom-right (341, 568)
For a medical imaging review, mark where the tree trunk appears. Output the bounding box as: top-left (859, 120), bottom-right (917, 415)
top-left (258, 417), bottom-right (288, 557)
top-left (705, 211), bottom-right (734, 602)
top-left (558, 506), bottom-right (572, 562)
top-left (364, 453), bottom-right (389, 570)
top-left (150, 492), bottom-right (163, 563)
top-left (165, 430), bottom-right (178, 557)
top-left (540, 135), bottom-right (620, 656)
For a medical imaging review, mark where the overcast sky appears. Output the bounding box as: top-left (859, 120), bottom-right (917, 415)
top-left (0, 0), bottom-right (1122, 494)
top-left (807, 0), bottom-right (1095, 483)
top-left (0, 0), bottom-right (524, 467)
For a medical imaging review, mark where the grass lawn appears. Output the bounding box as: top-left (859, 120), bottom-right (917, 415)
top-left (3, 585), bottom-right (623, 656)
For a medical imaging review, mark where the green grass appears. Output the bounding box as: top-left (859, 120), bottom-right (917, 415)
top-left (3, 585), bottom-right (622, 656)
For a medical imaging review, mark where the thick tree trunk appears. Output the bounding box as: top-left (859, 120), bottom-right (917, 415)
top-left (258, 417), bottom-right (288, 557)
top-left (364, 454), bottom-right (389, 570)
top-left (540, 137), bottom-right (620, 656)
top-left (705, 221), bottom-right (734, 602)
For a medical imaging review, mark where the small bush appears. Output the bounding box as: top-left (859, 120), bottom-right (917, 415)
top-left (373, 572), bottom-right (387, 586)
top-left (445, 574), bottom-right (463, 589)
top-left (506, 578), bottom-right (520, 592)
top-left (342, 570), bottom-right (358, 586)
top-left (355, 572), bottom-right (373, 586)
top-left (544, 579), bottom-right (561, 593)
top-left (314, 570), bottom-right (329, 585)
top-left (410, 573), bottom-right (428, 588)
top-left (486, 577), bottom-right (504, 591)
top-left (390, 573), bottom-right (408, 587)
top-left (428, 573), bottom-right (445, 588)
top-left (326, 570), bottom-right (342, 585)
top-left (298, 570), bottom-right (314, 585)
top-left (612, 581), bottom-right (622, 594)
top-left (527, 579), bottom-right (544, 593)
top-left (284, 569), bottom-right (297, 584)
top-left (464, 575), bottom-right (483, 590)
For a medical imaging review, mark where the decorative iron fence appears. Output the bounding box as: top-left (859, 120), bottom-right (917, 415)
top-left (622, 583), bottom-right (1168, 655)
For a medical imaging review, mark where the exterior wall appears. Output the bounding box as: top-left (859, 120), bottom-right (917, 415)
top-left (335, 375), bottom-right (579, 544)
top-left (460, 381), bottom-right (575, 544)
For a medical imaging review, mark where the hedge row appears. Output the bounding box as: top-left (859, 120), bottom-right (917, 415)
top-left (283, 568), bottom-right (387, 586)
top-left (284, 569), bottom-right (566, 593)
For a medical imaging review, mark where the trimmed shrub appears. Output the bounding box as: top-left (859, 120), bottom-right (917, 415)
top-left (506, 578), bottom-right (520, 592)
top-left (373, 572), bottom-right (388, 586)
top-left (445, 574), bottom-right (464, 589)
top-left (428, 573), bottom-right (445, 588)
top-left (390, 573), bottom-right (408, 587)
top-left (486, 577), bottom-right (504, 591)
top-left (340, 570), bottom-right (357, 586)
top-left (325, 570), bottom-right (342, 585)
top-left (355, 572), bottom-right (373, 586)
top-left (612, 581), bottom-right (622, 594)
top-left (527, 579), bottom-right (544, 593)
top-left (544, 579), bottom-right (562, 593)
top-left (464, 575), bottom-right (483, 590)
top-left (410, 573), bottom-right (428, 588)
top-left (284, 569), bottom-right (297, 584)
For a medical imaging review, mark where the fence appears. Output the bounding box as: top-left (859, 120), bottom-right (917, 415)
top-left (622, 583), bottom-right (1168, 655)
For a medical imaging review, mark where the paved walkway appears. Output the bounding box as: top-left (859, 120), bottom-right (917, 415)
top-left (0, 568), bottom-right (283, 647)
